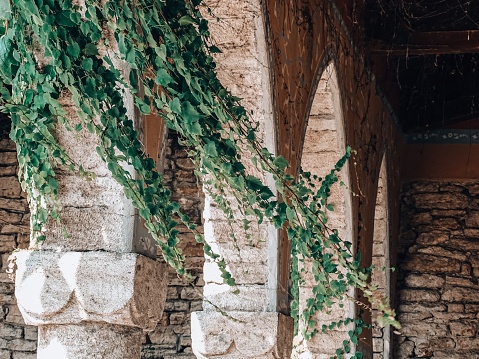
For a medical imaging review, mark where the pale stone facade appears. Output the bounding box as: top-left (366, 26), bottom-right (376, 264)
top-left (191, 1), bottom-right (294, 358)
top-left (1, 1), bottom-right (478, 359)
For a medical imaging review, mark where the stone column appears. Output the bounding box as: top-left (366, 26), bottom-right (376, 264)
top-left (191, 1), bottom-right (294, 358)
top-left (10, 39), bottom-right (166, 359)
top-left (10, 113), bottom-right (167, 358)
top-left (14, 251), bottom-right (166, 359)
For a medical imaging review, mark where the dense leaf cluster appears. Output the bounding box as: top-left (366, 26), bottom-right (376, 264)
top-left (0, 0), bottom-right (399, 356)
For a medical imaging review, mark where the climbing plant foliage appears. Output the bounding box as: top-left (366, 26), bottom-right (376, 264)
top-left (0, 0), bottom-right (399, 356)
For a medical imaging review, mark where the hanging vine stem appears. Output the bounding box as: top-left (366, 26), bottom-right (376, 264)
top-left (0, 0), bottom-right (400, 357)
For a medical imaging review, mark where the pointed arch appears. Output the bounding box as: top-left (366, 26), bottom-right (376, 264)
top-left (371, 154), bottom-right (392, 359)
top-left (295, 61), bottom-right (354, 358)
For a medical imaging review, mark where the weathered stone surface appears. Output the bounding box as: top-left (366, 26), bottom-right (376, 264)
top-left (442, 287), bottom-right (479, 303)
top-left (0, 177), bottom-right (22, 198)
top-left (397, 181), bottom-right (479, 358)
top-left (0, 152), bottom-right (17, 166)
top-left (0, 198), bottom-right (28, 212)
top-left (191, 312), bottom-right (293, 359)
top-left (399, 289), bottom-right (440, 302)
top-left (466, 211), bottom-right (479, 228)
top-left (38, 323), bottom-right (142, 359)
top-left (14, 251), bottom-right (167, 330)
top-left (416, 246), bottom-right (467, 261)
top-left (415, 231), bottom-right (449, 245)
top-left (450, 321), bottom-right (477, 337)
top-left (12, 352), bottom-right (36, 359)
top-left (413, 192), bottom-right (468, 209)
top-left (404, 274), bottom-right (445, 288)
top-left (401, 322), bottom-right (448, 337)
top-left (401, 254), bottom-right (460, 274)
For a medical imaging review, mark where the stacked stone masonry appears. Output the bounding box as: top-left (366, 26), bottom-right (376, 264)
top-left (0, 121), bottom-right (203, 359)
top-left (0, 121), bottom-right (37, 359)
top-left (397, 181), bottom-right (479, 359)
top-left (143, 132), bottom-right (204, 359)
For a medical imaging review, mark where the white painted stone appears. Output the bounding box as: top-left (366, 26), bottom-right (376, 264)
top-left (203, 261), bottom-right (268, 285)
top-left (37, 323), bottom-right (142, 359)
top-left (202, 284), bottom-right (271, 312)
top-left (14, 251), bottom-right (166, 330)
top-left (191, 312), bottom-right (293, 359)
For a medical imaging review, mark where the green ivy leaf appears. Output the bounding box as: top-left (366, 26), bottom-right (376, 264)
top-left (273, 155), bottom-right (288, 169)
top-left (0, 0), bottom-right (11, 20)
top-left (178, 15), bottom-right (194, 26)
top-left (83, 43), bottom-right (98, 56)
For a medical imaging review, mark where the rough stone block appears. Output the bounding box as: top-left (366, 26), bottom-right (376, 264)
top-left (466, 211), bottom-right (479, 228)
top-left (191, 311), bottom-right (293, 359)
top-left (416, 231), bottom-right (449, 245)
top-left (38, 323), bottom-right (141, 359)
top-left (401, 254), bottom-right (460, 274)
top-left (448, 304), bottom-right (465, 313)
top-left (404, 274), bottom-right (445, 288)
top-left (0, 177), bottom-right (22, 198)
top-left (0, 324), bottom-right (22, 339)
top-left (450, 321), bottom-right (477, 337)
top-left (401, 322), bottom-right (448, 337)
top-left (0, 198), bottom-right (27, 212)
top-left (41, 209), bottom-right (135, 253)
top-left (413, 193), bottom-right (468, 209)
top-left (4, 338), bottom-right (36, 352)
top-left (442, 287), bottom-right (479, 303)
top-left (0, 152), bottom-right (17, 166)
top-left (12, 352), bottom-right (37, 359)
top-left (14, 251), bottom-right (167, 330)
top-left (202, 284), bottom-right (271, 312)
top-left (5, 305), bottom-right (25, 325)
top-left (399, 289), bottom-right (440, 302)
top-left (416, 246), bottom-right (467, 261)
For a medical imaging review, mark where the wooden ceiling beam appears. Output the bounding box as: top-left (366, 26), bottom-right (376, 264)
top-left (369, 30), bottom-right (479, 56)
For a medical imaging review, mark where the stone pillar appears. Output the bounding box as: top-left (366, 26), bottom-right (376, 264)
top-left (14, 251), bottom-right (166, 359)
top-left (10, 115), bottom-right (167, 357)
top-left (10, 32), bottom-right (166, 359)
top-left (191, 1), bottom-right (294, 358)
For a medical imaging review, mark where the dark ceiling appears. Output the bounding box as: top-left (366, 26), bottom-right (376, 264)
top-left (364, 0), bottom-right (479, 134)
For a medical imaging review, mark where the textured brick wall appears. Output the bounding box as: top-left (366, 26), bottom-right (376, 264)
top-left (142, 131), bottom-right (204, 359)
top-left (0, 118), bottom-right (37, 359)
top-left (0, 119), bottom-right (203, 359)
top-left (396, 181), bottom-right (479, 359)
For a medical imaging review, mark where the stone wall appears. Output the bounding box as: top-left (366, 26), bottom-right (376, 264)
top-left (396, 181), bottom-right (479, 359)
top-left (0, 118), bottom-right (37, 359)
top-left (142, 131), bottom-right (204, 359)
top-left (0, 119), bottom-right (204, 359)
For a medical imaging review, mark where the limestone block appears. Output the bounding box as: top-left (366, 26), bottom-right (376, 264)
top-left (203, 261), bottom-right (268, 285)
top-left (404, 274), bottom-right (445, 288)
top-left (0, 177), bottom-right (22, 198)
top-left (39, 173), bottom-right (137, 252)
top-left (41, 210), bottom-right (134, 252)
top-left (37, 323), bottom-right (142, 359)
top-left (191, 311), bottom-right (293, 359)
top-left (413, 192), bottom-right (468, 209)
top-left (14, 251), bottom-right (166, 330)
top-left (399, 289), bottom-right (440, 302)
top-left (202, 284), bottom-right (271, 311)
top-left (401, 254), bottom-right (460, 274)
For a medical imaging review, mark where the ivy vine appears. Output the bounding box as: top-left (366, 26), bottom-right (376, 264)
top-left (0, 0), bottom-right (400, 357)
